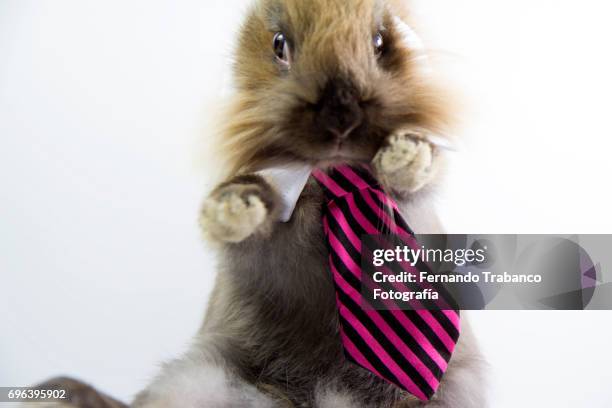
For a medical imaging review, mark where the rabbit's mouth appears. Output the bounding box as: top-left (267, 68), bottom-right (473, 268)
top-left (315, 140), bottom-right (372, 165)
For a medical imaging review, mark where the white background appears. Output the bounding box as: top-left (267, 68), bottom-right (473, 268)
top-left (1, 0), bottom-right (611, 407)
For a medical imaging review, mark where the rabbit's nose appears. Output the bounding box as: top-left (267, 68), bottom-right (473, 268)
top-left (316, 78), bottom-right (363, 140)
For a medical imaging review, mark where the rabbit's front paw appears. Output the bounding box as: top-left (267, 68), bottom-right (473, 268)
top-left (199, 175), bottom-right (277, 244)
top-left (372, 130), bottom-right (442, 194)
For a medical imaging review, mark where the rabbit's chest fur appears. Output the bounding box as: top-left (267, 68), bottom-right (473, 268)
top-left (203, 180), bottom-right (405, 405)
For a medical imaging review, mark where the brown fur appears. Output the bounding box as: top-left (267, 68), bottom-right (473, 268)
top-left (220, 0), bottom-right (453, 176)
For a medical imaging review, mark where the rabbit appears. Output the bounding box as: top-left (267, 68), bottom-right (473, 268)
top-left (131, 0), bottom-right (487, 406)
top-left (29, 0), bottom-right (486, 407)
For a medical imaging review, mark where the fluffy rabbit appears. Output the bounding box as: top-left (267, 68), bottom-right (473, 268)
top-left (32, 0), bottom-right (486, 407)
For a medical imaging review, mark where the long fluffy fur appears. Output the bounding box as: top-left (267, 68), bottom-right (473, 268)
top-left (220, 0), bottom-right (455, 177)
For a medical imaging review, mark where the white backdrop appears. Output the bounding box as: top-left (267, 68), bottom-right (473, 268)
top-left (1, 1), bottom-right (611, 407)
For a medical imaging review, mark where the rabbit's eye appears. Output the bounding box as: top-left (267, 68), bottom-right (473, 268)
top-left (273, 32), bottom-right (291, 66)
top-left (373, 32), bottom-right (384, 56)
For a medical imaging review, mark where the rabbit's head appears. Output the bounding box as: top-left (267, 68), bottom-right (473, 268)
top-left (222, 0), bottom-right (452, 174)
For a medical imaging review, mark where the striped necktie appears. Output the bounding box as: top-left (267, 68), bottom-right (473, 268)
top-left (312, 165), bottom-right (460, 401)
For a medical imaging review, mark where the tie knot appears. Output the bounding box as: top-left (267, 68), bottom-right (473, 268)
top-left (312, 165), bottom-right (382, 200)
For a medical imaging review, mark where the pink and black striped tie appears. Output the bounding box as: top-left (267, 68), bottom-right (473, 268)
top-left (312, 165), bottom-right (460, 401)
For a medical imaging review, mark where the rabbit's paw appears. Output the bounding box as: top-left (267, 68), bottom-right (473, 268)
top-left (373, 130), bottom-right (442, 194)
top-left (199, 175), bottom-right (277, 243)
top-left (20, 376), bottom-right (126, 408)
